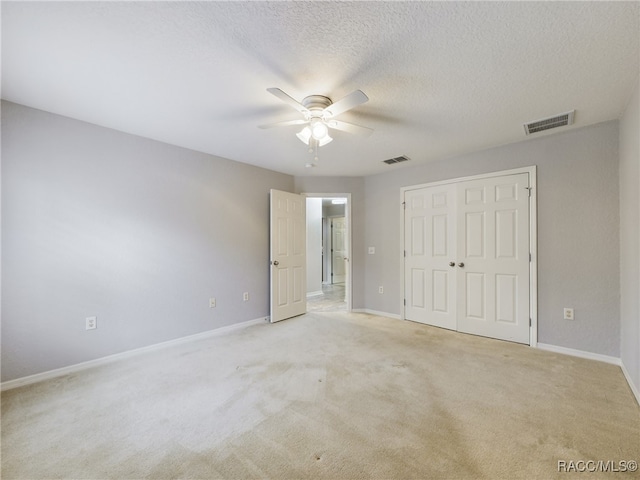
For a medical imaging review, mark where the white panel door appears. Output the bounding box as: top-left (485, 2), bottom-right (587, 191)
top-left (456, 173), bottom-right (530, 343)
top-left (331, 217), bottom-right (347, 284)
top-left (404, 184), bottom-right (457, 330)
top-left (270, 189), bottom-right (306, 323)
top-left (403, 172), bottom-right (531, 345)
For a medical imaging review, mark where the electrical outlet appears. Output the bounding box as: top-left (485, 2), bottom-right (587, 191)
top-left (563, 308), bottom-right (574, 320)
top-left (368, 247), bottom-right (376, 254)
top-left (243, 292), bottom-right (249, 302)
top-left (86, 316), bottom-right (97, 330)
top-left (379, 286), bottom-right (384, 294)
top-left (209, 298), bottom-right (216, 308)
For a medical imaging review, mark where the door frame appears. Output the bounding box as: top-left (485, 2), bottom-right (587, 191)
top-left (400, 166), bottom-right (538, 346)
top-left (302, 193), bottom-right (352, 312)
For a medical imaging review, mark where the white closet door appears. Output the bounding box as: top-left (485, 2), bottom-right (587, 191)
top-left (403, 172), bottom-right (531, 345)
top-left (456, 173), bottom-right (530, 343)
top-left (404, 184), bottom-right (457, 330)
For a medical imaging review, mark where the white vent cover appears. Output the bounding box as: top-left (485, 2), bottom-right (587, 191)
top-left (524, 110), bottom-right (575, 135)
top-left (383, 155), bottom-right (410, 165)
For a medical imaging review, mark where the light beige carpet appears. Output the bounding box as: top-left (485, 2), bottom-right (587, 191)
top-left (2, 312), bottom-right (639, 479)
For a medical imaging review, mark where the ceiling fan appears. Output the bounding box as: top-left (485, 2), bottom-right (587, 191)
top-left (259, 88), bottom-right (373, 155)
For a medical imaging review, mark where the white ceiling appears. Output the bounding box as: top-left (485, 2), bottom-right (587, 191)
top-left (2, 2), bottom-right (639, 177)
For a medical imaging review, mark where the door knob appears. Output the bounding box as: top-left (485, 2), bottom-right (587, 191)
top-left (449, 262), bottom-right (455, 267)
top-left (272, 260), bottom-right (279, 266)
top-left (458, 262), bottom-right (464, 268)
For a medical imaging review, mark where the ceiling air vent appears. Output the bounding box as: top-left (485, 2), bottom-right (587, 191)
top-left (524, 110), bottom-right (575, 135)
top-left (383, 155), bottom-right (410, 165)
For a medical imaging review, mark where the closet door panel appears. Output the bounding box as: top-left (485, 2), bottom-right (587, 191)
top-left (456, 173), bottom-right (530, 344)
top-left (404, 185), bottom-right (457, 330)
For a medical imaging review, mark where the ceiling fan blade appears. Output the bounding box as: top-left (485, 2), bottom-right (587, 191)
top-left (258, 119), bottom-right (308, 129)
top-left (323, 90), bottom-right (369, 118)
top-left (266, 88), bottom-right (309, 116)
top-left (327, 119), bottom-right (373, 136)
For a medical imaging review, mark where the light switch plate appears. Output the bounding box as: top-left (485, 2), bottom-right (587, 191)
top-left (86, 316), bottom-right (97, 330)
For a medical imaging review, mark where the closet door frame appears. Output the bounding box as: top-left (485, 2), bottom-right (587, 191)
top-left (400, 166), bottom-right (538, 347)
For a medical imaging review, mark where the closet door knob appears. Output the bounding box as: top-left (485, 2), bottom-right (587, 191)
top-left (458, 262), bottom-right (465, 268)
top-left (272, 260), bottom-right (279, 266)
top-left (449, 262), bottom-right (455, 267)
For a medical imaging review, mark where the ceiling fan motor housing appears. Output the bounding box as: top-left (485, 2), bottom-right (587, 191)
top-left (302, 95), bottom-right (333, 117)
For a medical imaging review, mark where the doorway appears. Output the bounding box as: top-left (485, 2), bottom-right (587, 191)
top-left (305, 194), bottom-right (351, 312)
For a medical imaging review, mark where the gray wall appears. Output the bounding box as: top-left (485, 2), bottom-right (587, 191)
top-left (323, 203), bottom-right (346, 218)
top-left (619, 80), bottom-right (640, 395)
top-left (363, 121), bottom-right (621, 357)
top-left (294, 177), bottom-right (365, 309)
top-left (1, 101), bottom-right (293, 382)
top-left (306, 198), bottom-right (323, 294)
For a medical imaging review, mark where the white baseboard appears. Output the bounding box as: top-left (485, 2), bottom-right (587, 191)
top-left (537, 343), bottom-right (621, 366)
top-left (620, 361), bottom-right (640, 406)
top-left (352, 308), bottom-right (402, 320)
top-left (306, 290), bottom-right (324, 298)
top-left (535, 344), bottom-right (639, 406)
top-left (0, 317), bottom-right (268, 392)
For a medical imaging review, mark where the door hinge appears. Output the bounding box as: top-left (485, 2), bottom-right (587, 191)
top-left (404, 250), bottom-right (407, 257)
top-left (402, 201), bottom-right (406, 209)
top-left (529, 318), bottom-right (532, 327)
top-left (526, 187), bottom-right (532, 197)
top-left (529, 253), bottom-right (532, 262)
top-left (404, 299), bottom-right (406, 306)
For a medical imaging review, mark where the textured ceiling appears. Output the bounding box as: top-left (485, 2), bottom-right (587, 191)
top-left (2, 2), bottom-right (639, 177)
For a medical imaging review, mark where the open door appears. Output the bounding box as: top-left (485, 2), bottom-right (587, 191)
top-left (270, 189), bottom-right (306, 323)
top-left (331, 216), bottom-right (347, 284)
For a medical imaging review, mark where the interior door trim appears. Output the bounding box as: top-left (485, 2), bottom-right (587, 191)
top-left (400, 166), bottom-right (538, 347)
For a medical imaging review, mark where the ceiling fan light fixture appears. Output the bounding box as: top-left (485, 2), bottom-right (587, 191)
top-left (296, 126), bottom-right (311, 144)
top-left (297, 125), bottom-right (332, 147)
top-left (310, 118), bottom-right (329, 140)
top-left (318, 134), bottom-right (333, 147)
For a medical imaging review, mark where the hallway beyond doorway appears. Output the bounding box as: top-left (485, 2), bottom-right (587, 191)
top-left (305, 193), bottom-right (352, 312)
top-left (307, 284), bottom-right (346, 312)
